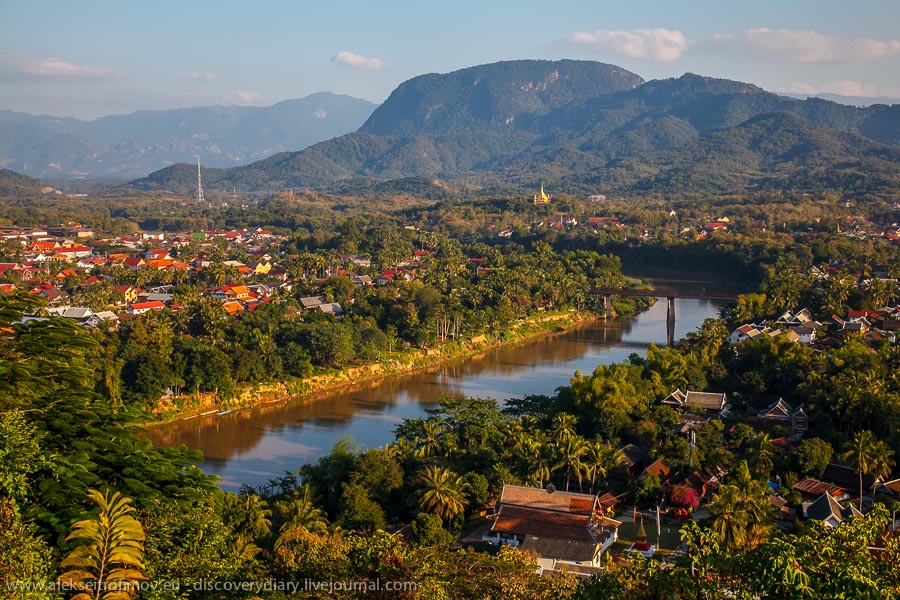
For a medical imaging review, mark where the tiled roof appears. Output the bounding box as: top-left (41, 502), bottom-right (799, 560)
top-left (498, 485), bottom-right (595, 515)
top-left (805, 492), bottom-right (843, 524)
top-left (822, 463), bottom-right (876, 490)
top-left (793, 478), bottom-right (847, 498)
top-left (643, 458), bottom-right (670, 478)
top-left (519, 536), bottom-right (601, 562)
top-left (491, 505), bottom-right (593, 543)
top-left (684, 391), bottom-right (727, 411)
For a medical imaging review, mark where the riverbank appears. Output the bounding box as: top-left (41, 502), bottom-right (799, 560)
top-left (143, 308), bottom-right (614, 427)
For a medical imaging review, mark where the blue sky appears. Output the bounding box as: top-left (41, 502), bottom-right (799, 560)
top-left (1, 0), bottom-right (899, 118)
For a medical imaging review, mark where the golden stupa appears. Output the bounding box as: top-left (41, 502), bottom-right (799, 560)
top-left (533, 183), bottom-right (551, 205)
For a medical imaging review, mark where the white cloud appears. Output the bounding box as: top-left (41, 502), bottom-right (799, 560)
top-left (567, 28), bottom-right (687, 61)
top-left (185, 71), bottom-right (218, 81)
top-left (0, 55), bottom-right (121, 81)
top-left (704, 29), bottom-right (900, 63)
top-left (331, 51), bottom-right (386, 71)
top-left (232, 90), bottom-right (264, 104)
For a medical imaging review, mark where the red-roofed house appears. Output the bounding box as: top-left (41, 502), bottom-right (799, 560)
top-left (128, 300), bottom-right (165, 315)
top-left (124, 257), bottom-right (146, 270)
top-left (483, 485), bottom-right (621, 573)
top-left (56, 246), bottom-right (93, 259)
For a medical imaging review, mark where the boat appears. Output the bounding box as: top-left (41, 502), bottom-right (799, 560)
top-left (216, 409), bottom-right (233, 416)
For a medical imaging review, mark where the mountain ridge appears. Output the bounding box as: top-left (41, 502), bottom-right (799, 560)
top-left (116, 60), bottom-right (900, 197)
top-left (0, 93), bottom-right (378, 180)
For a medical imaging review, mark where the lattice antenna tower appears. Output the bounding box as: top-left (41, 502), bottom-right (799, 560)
top-left (195, 155), bottom-right (205, 204)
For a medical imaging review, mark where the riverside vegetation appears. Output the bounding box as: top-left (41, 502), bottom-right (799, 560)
top-left (2, 189), bottom-right (900, 598)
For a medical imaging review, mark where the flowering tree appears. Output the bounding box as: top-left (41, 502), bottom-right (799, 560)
top-left (669, 485), bottom-right (699, 512)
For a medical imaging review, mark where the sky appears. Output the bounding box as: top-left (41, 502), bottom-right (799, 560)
top-left (1, 0), bottom-right (899, 119)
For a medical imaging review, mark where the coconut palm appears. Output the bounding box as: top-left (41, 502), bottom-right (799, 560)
top-left (750, 433), bottom-right (776, 479)
top-left (516, 434), bottom-right (554, 488)
top-left (585, 439), bottom-right (624, 494)
top-left (275, 484), bottom-right (329, 547)
top-left (414, 419), bottom-right (445, 458)
top-left (553, 435), bottom-right (589, 492)
top-left (844, 430), bottom-right (895, 512)
top-left (418, 466), bottom-right (468, 523)
top-left (550, 413), bottom-right (578, 444)
top-left (710, 484), bottom-right (748, 550)
top-left (710, 461), bottom-right (773, 552)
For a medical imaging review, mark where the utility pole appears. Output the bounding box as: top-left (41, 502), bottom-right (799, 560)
top-left (195, 155), bottom-right (205, 205)
top-left (689, 430), bottom-right (696, 469)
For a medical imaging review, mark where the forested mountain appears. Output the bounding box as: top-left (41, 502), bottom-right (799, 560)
top-left (359, 59), bottom-right (645, 135)
top-left (0, 93), bottom-right (377, 180)
top-left (0, 168), bottom-right (48, 197)
top-left (131, 60), bottom-right (900, 197)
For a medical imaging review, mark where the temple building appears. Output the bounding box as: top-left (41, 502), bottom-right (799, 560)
top-left (533, 184), bottom-right (551, 205)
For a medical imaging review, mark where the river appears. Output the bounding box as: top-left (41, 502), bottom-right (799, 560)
top-left (148, 279), bottom-right (726, 491)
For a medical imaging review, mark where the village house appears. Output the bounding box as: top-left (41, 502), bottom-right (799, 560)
top-left (755, 398), bottom-right (809, 437)
top-left (299, 295), bottom-right (327, 311)
top-left (128, 300), bottom-right (165, 315)
top-left (803, 491), bottom-right (863, 527)
top-left (792, 478), bottom-right (850, 502)
top-left (482, 485), bottom-right (620, 575)
top-left (661, 389), bottom-right (729, 415)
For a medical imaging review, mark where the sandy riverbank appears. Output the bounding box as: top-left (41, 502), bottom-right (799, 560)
top-left (142, 309), bottom-right (606, 427)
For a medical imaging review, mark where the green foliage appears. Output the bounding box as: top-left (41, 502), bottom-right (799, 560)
top-left (0, 411), bottom-right (48, 502)
top-left (632, 474), bottom-right (663, 507)
top-left (57, 489), bottom-right (146, 600)
top-left (140, 493), bottom-right (239, 586)
top-left (0, 498), bottom-right (56, 599)
top-left (338, 483), bottom-right (386, 532)
top-left (407, 512), bottom-right (454, 547)
top-left (794, 437), bottom-right (834, 478)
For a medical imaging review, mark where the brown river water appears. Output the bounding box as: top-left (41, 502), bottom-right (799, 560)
top-left (148, 276), bottom-right (729, 490)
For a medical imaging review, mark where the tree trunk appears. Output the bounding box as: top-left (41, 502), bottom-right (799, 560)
top-left (859, 471), bottom-right (864, 513)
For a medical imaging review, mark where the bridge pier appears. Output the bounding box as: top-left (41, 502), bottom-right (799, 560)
top-left (666, 297), bottom-right (676, 347)
top-left (590, 287), bottom-right (739, 344)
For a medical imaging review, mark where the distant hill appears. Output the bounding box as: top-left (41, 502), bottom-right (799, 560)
top-left (0, 93), bottom-right (377, 180)
top-left (0, 168), bottom-right (48, 197)
top-left (781, 92), bottom-right (900, 108)
top-left (131, 60), bottom-right (900, 197)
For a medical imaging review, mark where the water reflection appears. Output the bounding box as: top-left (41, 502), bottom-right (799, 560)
top-left (148, 296), bottom-right (721, 490)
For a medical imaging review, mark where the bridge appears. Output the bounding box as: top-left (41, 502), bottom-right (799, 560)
top-left (592, 287), bottom-right (742, 346)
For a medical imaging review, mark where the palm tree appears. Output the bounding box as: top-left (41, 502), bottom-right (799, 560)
top-left (709, 485), bottom-right (748, 551)
top-left (550, 413), bottom-right (578, 444)
top-left (585, 439), bottom-right (624, 494)
top-left (414, 419), bottom-right (444, 458)
top-left (843, 430), bottom-right (895, 512)
top-left (553, 435), bottom-right (589, 492)
top-left (710, 461), bottom-right (773, 552)
top-left (238, 493), bottom-right (272, 540)
top-left (516, 434), bottom-right (553, 488)
top-left (868, 447), bottom-right (896, 500)
top-left (418, 466), bottom-right (468, 523)
top-left (750, 433), bottom-right (776, 479)
top-left (275, 485), bottom-right (329, 548)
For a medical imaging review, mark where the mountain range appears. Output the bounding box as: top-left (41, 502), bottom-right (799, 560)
top-left (127, 59), bottom-right (900, 198)
top-left (0, 93), bottom-right (377, 180)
